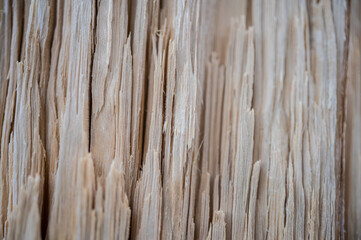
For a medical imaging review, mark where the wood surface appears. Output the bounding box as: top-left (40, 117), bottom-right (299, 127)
top-left (0, 0), bottom-right (360, 239)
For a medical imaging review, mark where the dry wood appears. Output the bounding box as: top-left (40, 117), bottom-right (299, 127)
top-left (0, 0), bottom-right (360, 239)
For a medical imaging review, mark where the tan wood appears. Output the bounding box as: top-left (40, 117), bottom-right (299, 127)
top-left (0, 0), bottom-right (359, 239)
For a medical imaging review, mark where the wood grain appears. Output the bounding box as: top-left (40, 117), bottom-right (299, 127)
top-left (0, 0), bottom-right (359, 239)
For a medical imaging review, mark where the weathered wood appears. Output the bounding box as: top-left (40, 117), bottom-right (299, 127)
top-left (0, 0), bottom-right (359, 239)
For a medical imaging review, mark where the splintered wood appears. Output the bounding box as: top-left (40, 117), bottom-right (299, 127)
top-left (0, 0), bottom-right (360, 239)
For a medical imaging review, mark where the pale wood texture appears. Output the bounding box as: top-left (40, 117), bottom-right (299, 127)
top-left (0, 0), bottom-right (359, 239)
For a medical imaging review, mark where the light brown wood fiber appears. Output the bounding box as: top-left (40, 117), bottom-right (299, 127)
top-left (0, 0), bottom-right (359, 239)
